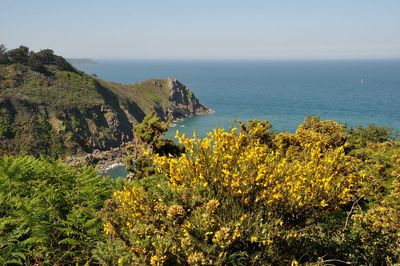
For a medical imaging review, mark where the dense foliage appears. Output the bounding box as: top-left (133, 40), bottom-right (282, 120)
top-left (125, 112), bottom-right (183, 179)
top-left (102, 117), bottom-right (400, 265)
top-left (0, 156), bottom-right (115, 265)
top-left (1, 116), bottom-right (399, 265)
top-left (0, 45), bottom-right (75, 74)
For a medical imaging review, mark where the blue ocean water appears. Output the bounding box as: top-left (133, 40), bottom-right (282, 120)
top-left (77, 60), bottom-right (400, 137)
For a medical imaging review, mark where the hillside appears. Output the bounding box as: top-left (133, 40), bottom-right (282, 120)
top-left (66, 58), bottom-right (98, 65)
top-left (0, 46), bottom-right (211, 157)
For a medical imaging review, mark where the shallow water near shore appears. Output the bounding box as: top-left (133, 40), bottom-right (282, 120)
top-left (98, 163), bottom-right (129, 179)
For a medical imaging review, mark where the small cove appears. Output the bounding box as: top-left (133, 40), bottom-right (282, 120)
top-left (98, 163), bottom-right (129, 179)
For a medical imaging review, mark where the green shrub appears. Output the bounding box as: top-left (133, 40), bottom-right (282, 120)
top-left (0, 109), bottom-right (14, 138)
top-left (0, 156), bottom-right (115, 265)
top-left (347, 124), bottom-right (394, 149)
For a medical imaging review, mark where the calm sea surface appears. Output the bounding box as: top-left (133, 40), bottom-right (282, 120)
top-left (76, 60), bottom-right (400, 137)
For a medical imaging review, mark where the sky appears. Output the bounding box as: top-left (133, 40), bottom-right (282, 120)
top-left (1, 0), bottom-right (400, 60)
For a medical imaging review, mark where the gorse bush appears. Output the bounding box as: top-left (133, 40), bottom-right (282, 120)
top-left (104, 118), bottom-right (397, 265)
top-left (155, 122), bottom-right (358, 219)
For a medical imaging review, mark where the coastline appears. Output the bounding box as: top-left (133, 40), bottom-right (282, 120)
top-left (64, 144), bottom-right (128, 170)
top-left (65, 109), bottom-right (215, 171)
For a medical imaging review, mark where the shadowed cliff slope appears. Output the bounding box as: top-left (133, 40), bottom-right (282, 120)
top-left (0, 46), bottom-right (211, 156)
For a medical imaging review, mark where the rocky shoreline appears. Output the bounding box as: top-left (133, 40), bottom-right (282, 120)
top-left (64, 143), bottom-right (128, 170)
top-left (63, 81), bottom-right (214, 172)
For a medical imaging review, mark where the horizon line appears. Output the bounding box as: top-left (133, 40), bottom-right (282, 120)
top-left (81, 57), bottom-right (400, 62)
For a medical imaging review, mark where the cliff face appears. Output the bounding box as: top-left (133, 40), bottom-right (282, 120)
top-left (0, 96), bottom-right (132, 156)
top-left (0, 54), bottom-right (211, 157)
top-left (166, 78), bottom-right (212, 119)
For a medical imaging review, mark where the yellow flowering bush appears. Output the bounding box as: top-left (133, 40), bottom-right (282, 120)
top-left (347, 140), bottom-right (400, 263)
top-left (349, 176), bottom-right (400, 264)
top-left (101, 117), bottom-right (400, 265)
top-left (154, 120), bottom-right (358, 218)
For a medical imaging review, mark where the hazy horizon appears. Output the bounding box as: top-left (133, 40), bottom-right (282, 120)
top-left (83, 57), bottom-right (400, 61)
top-left (1, 0), bottom-right (400, 60)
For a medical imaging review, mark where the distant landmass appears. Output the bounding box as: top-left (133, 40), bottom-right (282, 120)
top-left (0, 46), bottom-right (211, 157)
top-left (66, 58), bottom-right (98, 65)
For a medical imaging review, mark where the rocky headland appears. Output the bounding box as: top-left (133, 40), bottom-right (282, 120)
top-left (0, 46), bottom-right (211, 162)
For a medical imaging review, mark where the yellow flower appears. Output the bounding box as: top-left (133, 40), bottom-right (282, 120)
top-left (205, 199), bottom-right (220, 213)
top-left (187, 252), bottom-right (206, 265)
top-left (153, 124), bottom-right (358, 213)
top-left (250, 236), bottom-right (258, 243)
top-left (320, 199), bottom-right (328, 207)
top-left (150, 255), bottom-right (166, 266)
top-left (232, 228), bottom-right (241, 240)
top-left (103, 221), bottom-right (114, 235)
top-left (167, 204), bottom-right (186, 219)
top-left (212, 227), bottom-right (231, 245)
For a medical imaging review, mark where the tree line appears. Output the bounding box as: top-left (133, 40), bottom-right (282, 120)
top-left (0, 44), bottom-right (75, 74)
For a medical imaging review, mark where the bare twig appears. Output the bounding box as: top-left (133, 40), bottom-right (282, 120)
top-left (323, 258), bottom-right (352, 265)
top-left (344, 196), bottom-right (363, 230)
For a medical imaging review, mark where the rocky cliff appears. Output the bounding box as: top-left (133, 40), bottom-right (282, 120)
top-left (0, 47), bottom-right (211, 157)
top-left (166, 78), bottom-right (212, 119)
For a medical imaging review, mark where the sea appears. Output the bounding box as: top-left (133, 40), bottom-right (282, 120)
top-left (76, 59), bottom-right (400, 138)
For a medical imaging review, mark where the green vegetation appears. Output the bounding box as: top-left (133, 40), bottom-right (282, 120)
top-left (1, 44), bottom-right (399, 264)
top-left (0, 156), bottom-right (115, 265)
top-left (125, 113), bottom-right (183, 179)
top-left (102, 116), bottom-right (400, 265)
top-left (0, 116), bottom-right (399, 264)
top-left (102, 79), bottom-right (171, 115)
top-left (0, 45), bottom-right (206, 157)
top-left (0, 108), bottom-right (14, 138)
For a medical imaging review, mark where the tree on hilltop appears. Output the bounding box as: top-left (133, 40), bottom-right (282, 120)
top-left (7, 45), bottom-right (30, 65)
top-left (0, 44), bottom-right (9, 64)
top-left (28, 49), bottom-right (56, 74)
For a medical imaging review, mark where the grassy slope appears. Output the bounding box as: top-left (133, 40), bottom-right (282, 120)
top-left (0, 64), bottom-right (104, 107)
top-left (100, 78), bottom-right (170, 114)
top-left (0, 63), bottom-right (175, 157)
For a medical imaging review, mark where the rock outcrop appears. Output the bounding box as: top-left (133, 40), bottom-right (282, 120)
top-left (166, 78), bottom-right (212, 119)
top-left (0, 51), bottom-right (211, 157)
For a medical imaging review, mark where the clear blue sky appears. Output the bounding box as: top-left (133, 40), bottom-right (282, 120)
top-left (1, 0), bottom-right (399, 59)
